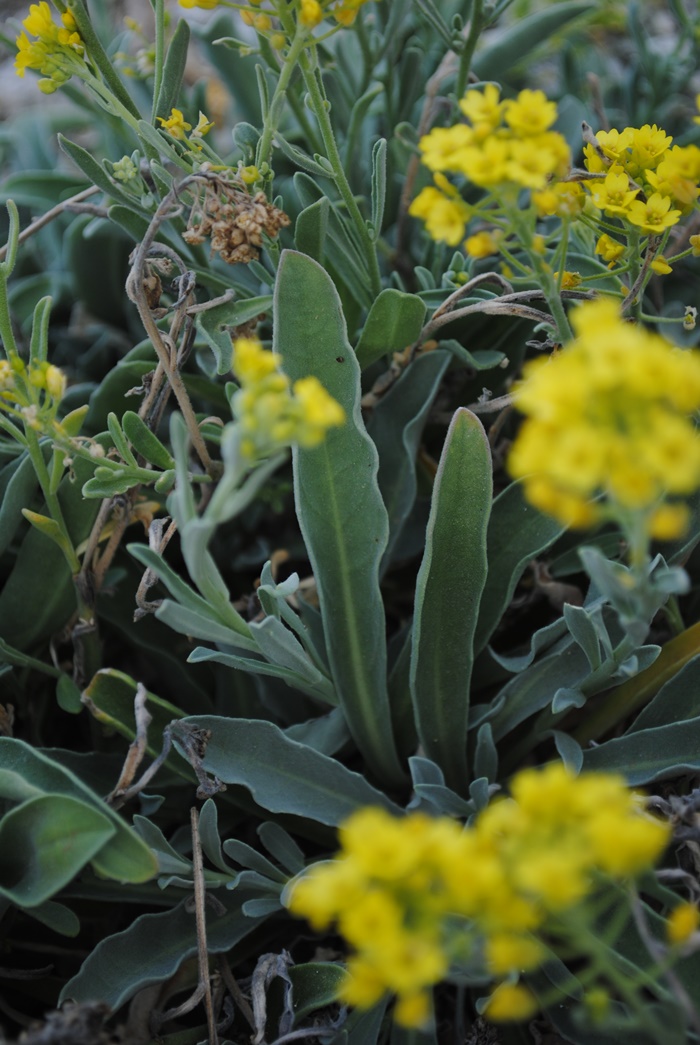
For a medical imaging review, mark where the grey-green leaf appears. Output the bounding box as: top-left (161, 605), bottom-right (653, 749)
top-left (0, 795), bottom-right (115, 907)
top-left (274, 250), bottom-right (403, 784)
top-left (410, 409), bottom-right (492, 793)
top-left (173, 716), bottom-right (401, 825)
top-left (355, 289), bottom-right (426, 370)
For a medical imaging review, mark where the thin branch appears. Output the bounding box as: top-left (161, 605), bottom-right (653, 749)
top-left (0, 186), bottom-right (100, 261)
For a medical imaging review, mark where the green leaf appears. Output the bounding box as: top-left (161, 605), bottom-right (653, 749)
top-left (627, 656), bottom-right (700, 733)
top-left (29, 295), bottom-right (52, 365)
top-left (58, 136), bottom-right (139, 210)
top-left (274, 251), bottom-right (403, 784)
top-left (355, 289), bottom-right (426, 370)
top-left (368, 351), bottom-right (450, 572)
top-left (473, 1), bottom-right (596, 78)
top-left (56, 674), bottom-right (82, 714)
top-left (410, 409), bottom-right (492, 792)
top-left (0, 738), bottom-right (157, 884)
top-left (174, 716), bottom-right (401, 825)
top-left (82, 465), bottom-right (140, 498)
top-left (81, 669), bottom-right (191, 782)
top-left (60, 891), bottom-right (272, 1010)
top-left (295, 198), bottom-right (330, 263)
top-left (370, 138), bottom-right (387, 241)
top-left (290, 963), bottom-right (346, 1023)
top-left (582, 716), bottom-right (700, 784)
top-left (26, 899), bottom-right (80, 937)
top-left (155, 17), bottom-right (190, 120)
top-left (122, 411), bottom-right (175, 470)
top-left (197, 295), bottom-right (272, 375)
top-left (0, 794), bottom-right (115, 907)
top-left (0, 452), bottom-right (40, 558)
top-left (274, 131), bottom-right (335, 177)
top-left (128, 542), bottom-right (254, 644)
top-left (474, 481), bottom-right (565, 654)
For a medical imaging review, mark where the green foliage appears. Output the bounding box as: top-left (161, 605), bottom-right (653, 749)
top-left (1, 0), bottom-right (700, 1041)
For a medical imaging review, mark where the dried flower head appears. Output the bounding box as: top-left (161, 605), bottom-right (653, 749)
top-left (182, 174), bottom-right (290, 265)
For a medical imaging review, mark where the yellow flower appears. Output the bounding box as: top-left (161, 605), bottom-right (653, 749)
top-left (532, 181), bottom-right (584, 218)
top-left (667, 902), bottom-right (700, 945)
top-left (291, 376), bottom-right (346, 447)
top-left (465, 230), bottom-right (500, 258)
top-left (503, 89), bottom-right (557, 136)
top-left (299, 0), bottom-right (324, 27)
top-left (626, 192), bottom-right (681, 234)
top-left (483, 983), bottom-right (538, 1022)
top-left (459, 84), bottom-right (503, 133)
top-left (418, 124), bottom-right (476, 173)
top-left (191, 111), bottom-right (214, 138)
top-left (595, 233), bottom-right (625, 267)
top-left (408, 182), bottom-right (471, 246)
top-left (586, 166), bottom-right (639, 216)
top-left (650, 257), bottom-right (672, 275)
top-left (484, 933), bottom-right (544, 976)
top-left (157, 108), bottom-right (192, 140)
top-left (179, 0), bottom-right (221, 8)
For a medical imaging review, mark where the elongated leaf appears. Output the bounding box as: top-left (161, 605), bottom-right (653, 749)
top-left (60, 891), bottom-right (271, 1010)
top-left (0, 452), bottom-right (40, 557)
top-left (155, 18), bottom-right (190, 119)
top-left (295, 198), bottom-right (330, 262)
top-left (573, 618), bottom-right (700, 744)
top-left (290, 964), bottom-right (346, 1023)
top-left (355, 289), bottom-right (426, 370)
top-left (368, 351), bottom-right (450, 572)
top-left (58, 136), bottom-right (140, 210)
top-left (173, 716), bottom-right (401, 824)
top-left (473, 2), bottom-right (596, 79)
top-left (474, 481), bottom-right (565, 654)
top-left (274, 251), bottom-right (403, 784)
top-left (0, 795), bottom-right (115, 907)
top-left (370, 138), bottom-right (387, 240)
top-left (626, 656), bottom-right (700, 733)
top-left (583, 716), bottom-right (700, 784)
top-left (410, 409), bottom-right (492, 792)
top-left (122, 411), bottom-right (175, 470)
top-left (0, 738), bottom-right (157, 884)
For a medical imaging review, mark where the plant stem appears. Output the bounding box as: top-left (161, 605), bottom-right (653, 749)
top-left (505, 199), bottom-right (573, 342)
top-left (297, 49), bottom-right (382, 297)
top-left (255, 28), bottom-right (309, 170)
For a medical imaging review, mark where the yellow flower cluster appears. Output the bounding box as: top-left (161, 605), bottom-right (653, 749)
top-left (178, 0), bottom-right (376, 29)
top-left (15, 2), bottom-right (85, 94)
top-left (410, 86), bottom-right (570, 246)
top-left (0, 356), bottom-right (66, 431)
top-left (157, 108), bottom-right (214, 151)
top-left (231, 338), bottom-right (345, 459)
top-left (584, 124), bottom-right (700, 248)
top-left (508, 298), bottom-right (700, 536)
top-left (287, 763), bottom-right (669, 1028)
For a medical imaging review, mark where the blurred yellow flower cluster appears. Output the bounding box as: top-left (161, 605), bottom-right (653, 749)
top-left (231, 338), bottom-right (345, 460)
top-left (287, 763), bottom-right (669, 1028)
top-left (409, 86), bottom-right (570, 246)
top-left (178, 0), bottom-right (376, 30)
top-left (0, 356), bottom-right (66, 431)
top-left (508, 298), bottom-right (700, 537)
top-left (15, 2), bottom-right (85, 94)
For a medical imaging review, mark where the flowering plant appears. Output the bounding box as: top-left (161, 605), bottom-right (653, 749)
top-left (2, 2), bottom-right (700, 1043)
